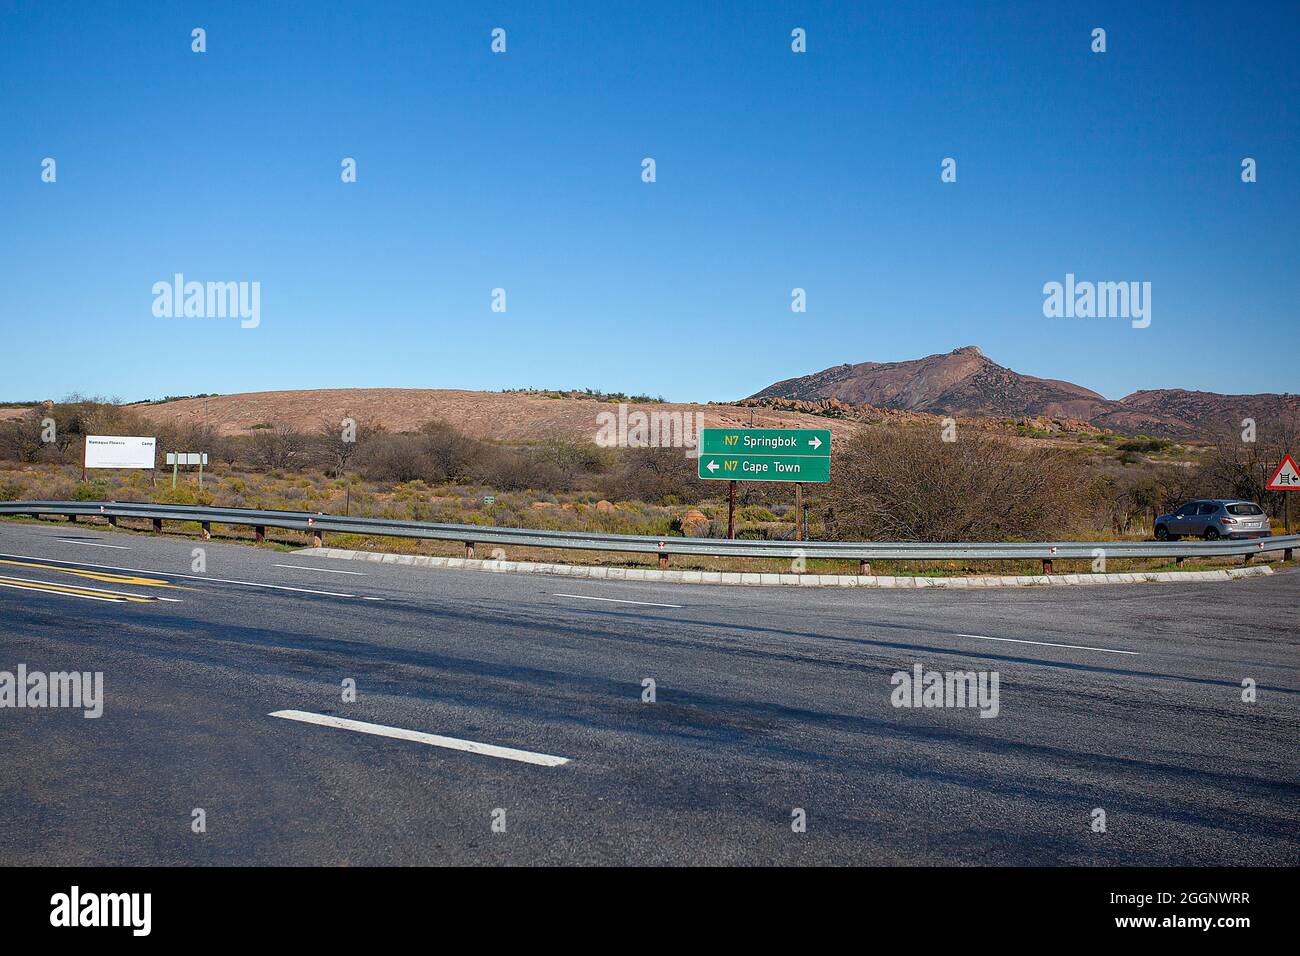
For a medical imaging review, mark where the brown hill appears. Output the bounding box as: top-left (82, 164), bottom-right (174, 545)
top-left (1094, 389), bottom-right (1298, 438)
top-left (0, 388), bottom-right (1106, 455)
top-left (751, 347), bottom-right (1296, 438)
top-left (752, 346), bottom-right (1104, 416)
top-left (7, 347), bottom-right (1290, 444)
top-left (115, 388), bottom-right (868, 446)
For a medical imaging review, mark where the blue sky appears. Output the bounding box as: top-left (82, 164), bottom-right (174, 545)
top-left (1, 0), bottom-right (1296, 403)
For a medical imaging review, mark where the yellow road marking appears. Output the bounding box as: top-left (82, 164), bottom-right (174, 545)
top-left (0, 575), bottom-right (159, 603)
top-left (0, 580), bottom-right (128, 603)
top-left (0, 557), bottom-right (186, 590)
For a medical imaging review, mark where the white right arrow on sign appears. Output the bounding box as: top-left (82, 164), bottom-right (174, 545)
top-left (809, 436), bottom-right (822, 450)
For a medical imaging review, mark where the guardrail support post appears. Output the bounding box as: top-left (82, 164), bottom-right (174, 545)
top-left (1243, 553), bottom-right (1252, 565)
top-left (107, 515), bottom-right (117, 527)
top-left (152, 518), bottom-right (163, 533)
top-left (859, 560), bottom-right (871, 575)
top-left (200, 522), bottom-right (211, 540)
top-left (1042, 559), bottom-right (1053, 574)
top-left (254, 526), bottom-right (265, 543)
top-left (465, 542), bottom-right (474, 559)
top-left (658, 553), bottom-right (669, 570)
top-left (1285, 548), bottom-right (1294, 562)
top-left (1175, 556), bottom-right (1185, 567)
top-left (67, 514), bottom-right (76, 523)
top-left (313, 529), bottom-right (324, 548)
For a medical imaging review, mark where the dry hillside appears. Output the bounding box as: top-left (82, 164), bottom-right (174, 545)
top-left (109, 389), bottom-right (868, 446)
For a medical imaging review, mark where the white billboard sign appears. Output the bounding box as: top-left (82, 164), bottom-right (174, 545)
top-left (84, 435), bottom-right (157, 470)
top-left (166, 453), bottom-right (208, 466)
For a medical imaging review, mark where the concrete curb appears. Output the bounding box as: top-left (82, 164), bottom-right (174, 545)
top-left (292, 547), bottom-right (1276, 588)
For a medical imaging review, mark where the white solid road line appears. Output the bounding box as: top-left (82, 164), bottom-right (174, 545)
top-left (274, 563), bottom-right (367, 575)
top-left (184, 578), bottom-right (357, 598)
top-left (554, 593), bottom-right (684, 608)
top-left (55, 539), bottom-right (131, 550)
top-left (0, 551), bottom-right (358, 598)
top-left (959, 634), bottom-right (1139, 656)
top-left (268, 710), bottom-right (570, 767)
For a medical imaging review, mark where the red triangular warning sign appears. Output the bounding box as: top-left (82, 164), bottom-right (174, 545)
top-left (1266, 454), bottom-right (1300, 491)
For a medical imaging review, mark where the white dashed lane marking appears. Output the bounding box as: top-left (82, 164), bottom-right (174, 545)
top-left (269, 711), bottom-right (570, 767)
top-left (274, 564), bottom-right (367, 575)
top-left (554, 593), bottom-right (684, 609)
top-left (959, 634), bottom-right (1139, 656)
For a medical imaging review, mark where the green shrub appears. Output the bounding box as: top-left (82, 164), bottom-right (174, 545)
top-left (1117, 438), bottom-right (1172, 455)
top-left (394, 480), bottom-right (431, 500)
top-left (153, 485), bottom-right (215, 506)
top-left (73, 480), bottom-right (109, 501)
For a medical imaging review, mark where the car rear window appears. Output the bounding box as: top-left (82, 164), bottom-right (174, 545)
top-left (1227, 503), bottom-right (1263, 515)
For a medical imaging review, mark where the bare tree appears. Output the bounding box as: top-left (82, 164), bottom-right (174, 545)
top-left (212, 434), bottom-right (242, 468)
top-left (534, 428), bottom-right (609, 480)
top-left (0, 408), bottom-right (47, 462)
top-left (315, 419), bottom-right (364, 477)
top-left (599, 446), bottom-right (708, 505)
top-left (358, 434), bottom-right (431, 483)
top-left (249, 423), bottom-right (310, 471)
top-left (1195, 410), bottom-right (1299, 518)
top-left (830, 426), bottom-right (1088, 541)
top-left (418, 420), bottom-right (481, 481)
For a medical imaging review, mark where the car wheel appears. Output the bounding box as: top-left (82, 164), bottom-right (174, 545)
top-left (1204, 527), bottom-right (1220, 541)
top-left (1155, 525), bottom-right (1170, 541)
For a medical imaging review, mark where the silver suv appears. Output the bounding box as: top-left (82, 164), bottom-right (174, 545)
top-left (1154, 499), bottom-right (1271, 541)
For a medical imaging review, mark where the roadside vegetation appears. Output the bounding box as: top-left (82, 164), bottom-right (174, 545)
top-left (0, 398), bottom-right (1294, 574)
top-left (501, 387), bottom-right (665, 404)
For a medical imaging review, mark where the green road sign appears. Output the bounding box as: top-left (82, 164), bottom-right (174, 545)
top-left (700, 427), bottom-right (830, 457)
top-left (697, 428), bottom-right (831, 483)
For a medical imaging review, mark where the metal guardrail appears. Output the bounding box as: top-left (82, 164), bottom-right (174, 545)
top-left (1, 500), bottom-right (1296, 572)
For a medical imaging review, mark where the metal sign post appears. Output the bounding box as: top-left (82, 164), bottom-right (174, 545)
top-left (794, 482), bottom-right (803, 541)
top-left (727, 480), bottom-right (736, 540)
top-left (699, 428), bottom-right (830, 540)
top-left (166, 452), bottom-right (209, 490)
top-left (1267, 453), bottom-right (1299, 532)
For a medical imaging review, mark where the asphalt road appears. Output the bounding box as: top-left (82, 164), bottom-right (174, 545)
top-left (1, 518), bottom-right (1296, 865)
